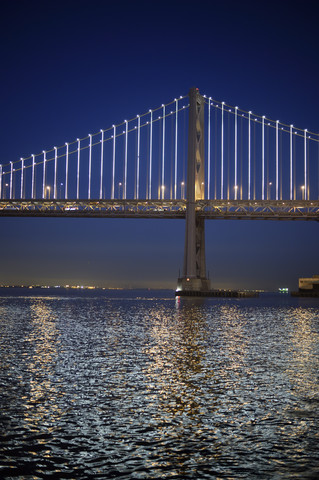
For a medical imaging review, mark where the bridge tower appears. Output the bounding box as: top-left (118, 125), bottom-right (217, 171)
top-left (177, 87), bottom-right (211, 293)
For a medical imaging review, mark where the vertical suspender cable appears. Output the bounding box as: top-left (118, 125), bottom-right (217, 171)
top-left (254, 120), bottom-right (256, 200)
top-left (262, 116), bottom-right (265, 200)
top-left (174, 99), bottom-right (178, 199)
top-left (234, 107), bottom-right (238, 200)
top-left (76, 140), bottom-right (80, 200)
top-left (20, 158), bottom-right (24, 199)
top-left (161, 105), bottom-right (165, 199)
top-left (208, 98), bottom-right (211, 200)
top-left (112, 126), bottom-right (116, 199)
top-left (215, 107), bottom-right (217, 199)
top-left (88, 135), bottom-right (92, 200)
top-left (227, 114), bottom-right (230, 200)
top-left (149, 110), bottom-right (153, 199)
top-left (307, 137), bottom-right (310, 200)
top-left (292, 135), bottom-right (297, 200)
top-left (32, 155), bottom-right (35, 199)
top-left (10, 162), bottom-right (13, 199)
top-left (124, 121), bottom-right (128, 199)
top-left (221, 102), bottom-right (224, 199)
top-left (54, 147), bottom-right (57, 199)
top-left (276, 120), bottom-right (279, 200)
top-left (304, 129), bottom-right (307, 200)
top-left (137, 116), bottom-right (140, 199)
top-left (100, 130), bottom-right (104, 200)
top-left (248, 111), bottom-right (251, 200)
top-left (290, 125), bottom-right (293, 200)
top-left (0, 165), bottom-right (2, 199)
top-left (279, 128), bottom-right (282, 200)
top-left (42, 151), bottom-right (46, 199)
top-left (65, 143), bottom-right (69, 200)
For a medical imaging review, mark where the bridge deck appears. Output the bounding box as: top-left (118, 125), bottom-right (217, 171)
top-left (0, 199), bottom-right (318, 220)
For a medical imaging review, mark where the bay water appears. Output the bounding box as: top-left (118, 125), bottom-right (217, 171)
top-left (0, 289), bottom-right (319, 479)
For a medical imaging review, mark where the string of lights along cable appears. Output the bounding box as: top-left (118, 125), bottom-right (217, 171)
top-left (0, 96), bottom-right (190, 202)
top-left (0, 90), bottom-right (319, 211)
top-left (203, 96), bottom-right (319, 202)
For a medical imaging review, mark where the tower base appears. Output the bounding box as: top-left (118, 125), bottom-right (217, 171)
top-left (176, 277), bottom-right (211, 293)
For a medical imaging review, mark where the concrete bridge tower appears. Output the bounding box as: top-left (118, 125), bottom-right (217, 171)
top-left (177, 87), bottom-right (211, 293)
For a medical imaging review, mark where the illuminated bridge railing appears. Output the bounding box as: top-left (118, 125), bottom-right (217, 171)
top-left (0, 199), bottom-right (318, 221)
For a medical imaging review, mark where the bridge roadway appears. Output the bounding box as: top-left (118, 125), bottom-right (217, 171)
top-left (0, 199), bottom-right (319, 220)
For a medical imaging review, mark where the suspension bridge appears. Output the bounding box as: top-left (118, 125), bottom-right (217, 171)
top-left (1, 88), bottom-right (318, 292)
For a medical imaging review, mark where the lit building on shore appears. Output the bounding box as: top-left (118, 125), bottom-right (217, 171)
top-left (299, 275), bottom-right (319, 292)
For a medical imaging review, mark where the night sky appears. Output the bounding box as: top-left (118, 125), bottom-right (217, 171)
top-left (0, 0), bottom-right (318, 291)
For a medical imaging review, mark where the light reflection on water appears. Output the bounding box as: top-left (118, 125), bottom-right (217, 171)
top-left (0, 291), bottom-right (319, 479)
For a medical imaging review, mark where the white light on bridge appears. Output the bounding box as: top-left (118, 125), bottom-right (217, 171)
top-left (54, 147), bottom-right (58, 200)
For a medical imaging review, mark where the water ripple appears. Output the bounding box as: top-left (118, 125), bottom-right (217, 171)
top-left (0, 294), bottom-right (319, 478)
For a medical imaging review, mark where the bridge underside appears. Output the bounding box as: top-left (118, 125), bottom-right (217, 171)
top-left (0, 199), bottom-right (318, 220)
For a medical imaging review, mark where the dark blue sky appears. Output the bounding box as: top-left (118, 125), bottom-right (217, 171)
top-left (0, 0), bottom-right (318, 290)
